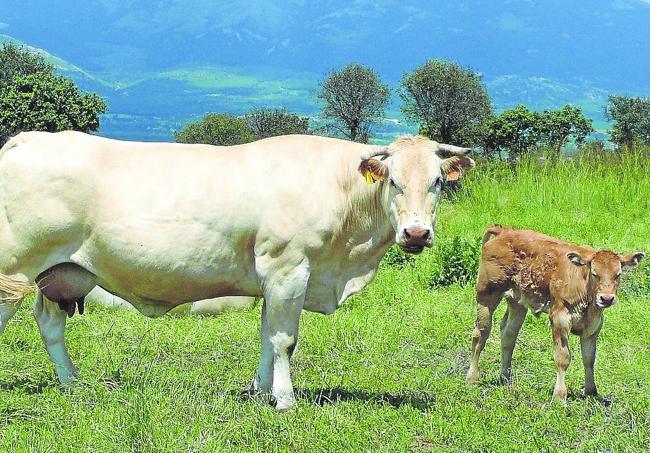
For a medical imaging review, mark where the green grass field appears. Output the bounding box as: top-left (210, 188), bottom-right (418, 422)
top-left (1, 151), bottom-right (649, 451)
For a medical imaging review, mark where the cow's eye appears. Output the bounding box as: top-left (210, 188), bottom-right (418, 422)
top-left (591, 271), bottom-right (598, 278)
top-left (434, 177), bottom-right (443, 188)
top-left (615, 272), bottom-right (621, 280)
top-left (389, 178), bottom-right (399, 189)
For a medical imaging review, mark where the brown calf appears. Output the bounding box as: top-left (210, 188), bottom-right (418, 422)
top-left (466, 225), bottom-right (644, 401)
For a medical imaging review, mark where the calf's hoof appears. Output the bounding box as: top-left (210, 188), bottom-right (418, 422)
top-left (466, 369), bottom-right (480, 385)
top-left (552, 390), bottom-right (568, 404)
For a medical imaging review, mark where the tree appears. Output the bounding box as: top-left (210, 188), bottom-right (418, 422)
top-left (400, 60), bottom-right (492, 145)
top-left (605, 95), bottom-right (650, 152)
top-left (317, 64), bottom-right (390, 143)
top-left (0, 42), bottom-right (52, 88)
top-left (538, 105), bottom-right (593, 156)
top-left (244, 108), bottom-right (310, 140)
top-left (0, 43), bottom-right (107, 146)
top-left (481, 105), bottom-right (541, 162)
top-left (174, 113), bottom-right (254, 146)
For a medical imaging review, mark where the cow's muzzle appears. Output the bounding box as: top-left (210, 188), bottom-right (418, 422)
top-left (398, 225), bottom-right (433, 254)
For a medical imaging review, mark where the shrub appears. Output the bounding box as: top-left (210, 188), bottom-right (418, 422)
top-left (429, 236), bottom-right (482, 288)
top-left (380, 245), bottom-right (416, 268)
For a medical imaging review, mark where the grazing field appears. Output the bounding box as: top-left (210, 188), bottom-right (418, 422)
top-left (1, 151), bottom-right (649, 451)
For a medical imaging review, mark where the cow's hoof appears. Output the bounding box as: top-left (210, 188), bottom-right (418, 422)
top-left (250, 373), bottom-right (272, 394)
top-left (275, 399), bottom-right (295, 412)
top-left (56, 367), bottom-right (79, 385)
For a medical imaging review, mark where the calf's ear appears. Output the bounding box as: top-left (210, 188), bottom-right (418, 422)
top-left (358, 158), bottom-right (389, 184)
top-left (620, 252), bottom-right (645, 269)
top-left (566, 251), bottom-right (588, 266)
top-left (441, 156), bottom-right (475, 181)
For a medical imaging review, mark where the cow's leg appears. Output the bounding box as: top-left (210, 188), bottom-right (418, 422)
top-left (580, 324), bottom-right (601, 397)
top-left (33, 290), bottom-right (78, 384)
top-left (257, 263), bottom-right (308, 411)
top-left (499, 297), bottom-right (527, 383)
top-left (0, 301), bottom-right (21, 334)
top-left (550, 310), bottom-right (571, 402)
top-left (467, 289), bottom-right (502, 385)
top-left (251, 299), bottom-right (273, 393)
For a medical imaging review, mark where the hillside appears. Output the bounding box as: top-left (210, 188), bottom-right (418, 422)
top-left (2, 1), bottom-right (650, 141)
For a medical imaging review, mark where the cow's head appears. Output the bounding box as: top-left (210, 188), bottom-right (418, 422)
top-left (358, 136), bottom-right (474, 254)
top-left (566, 250), bottom-right (645, 308)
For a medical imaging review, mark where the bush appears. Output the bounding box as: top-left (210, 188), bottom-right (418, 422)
top-left (174, 113), bottom-right (254, 146)
top-left (429, 236), bottom-right (481, 288)
top-left (380, 245), bottom-right (416, 268)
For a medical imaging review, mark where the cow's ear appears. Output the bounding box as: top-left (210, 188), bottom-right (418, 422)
top-left (358, 158), bottom-right (388, 184)
top-left (620, 252), bottom-right (645, 269)
top-left (441, 156), bottom-right (475, 181)
top-left (567, 251), bottom-right (588, 266)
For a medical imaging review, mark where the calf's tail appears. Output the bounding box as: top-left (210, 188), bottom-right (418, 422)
top-left (482, 225), bottom-right (503, 246)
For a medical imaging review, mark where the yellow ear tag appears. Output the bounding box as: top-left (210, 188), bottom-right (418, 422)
top-left (364, 170), bottom-right (374, 184)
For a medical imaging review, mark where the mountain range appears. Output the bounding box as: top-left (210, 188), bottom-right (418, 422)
top-left (2, 0), bottom-right (650, 142)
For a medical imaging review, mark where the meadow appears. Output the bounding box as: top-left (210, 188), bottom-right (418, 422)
top-left (0, 149), bottom-right (649, 451)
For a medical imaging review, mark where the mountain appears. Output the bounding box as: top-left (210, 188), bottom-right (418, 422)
top-left (2, 1), bottom-right (650, 141)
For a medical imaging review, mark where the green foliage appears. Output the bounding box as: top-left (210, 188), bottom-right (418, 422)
top-left (317, 64), bottom-right (390, 143)
top-left (174, 113), bottom-right (255, 146)
top-left (0, 43), bottom-right (107, 145)
top-left (0, 42), bottom-right (53, 88)
top-left (538, 105), bottom-right (593, 155)
top-left (400, 60), bottom-right (492, 146)
top-left (605, 95), bottom-right (650, 152)
top-left (429, 236), bottom-right (482, 287)
top-left (481, 105), bottom-right (541, 161)
top-left (244, 108), bottom-right (310, 140)
top-left (480, 104), bottom-right (592, 161)
top-left (380, 245), bottom-right (416, 268)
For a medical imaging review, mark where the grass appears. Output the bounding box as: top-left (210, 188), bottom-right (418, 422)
top-left (1, 150), bottom-right (649, 451)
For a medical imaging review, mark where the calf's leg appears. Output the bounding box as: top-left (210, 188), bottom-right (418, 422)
top-left (467, 289), bottom-right (502, 384)
top-left (580, 325), bottom-right (601, 397)
top-left (499, 297), bottom-right (527, 383)
top-left (33, 290), bottom-right (78, 384)
top-left (550, 311), bottom-right (571, 402)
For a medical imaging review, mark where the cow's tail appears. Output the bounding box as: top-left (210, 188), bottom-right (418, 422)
top-left (482, 224), bottom-right (504, 246)
top-left (0, 274), bottom-right (36, 305)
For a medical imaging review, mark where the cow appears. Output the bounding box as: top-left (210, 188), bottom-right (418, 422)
top-left (466, 225), bottom-right (644, 401)
top-left (0, 131), bottom-right (473, 410)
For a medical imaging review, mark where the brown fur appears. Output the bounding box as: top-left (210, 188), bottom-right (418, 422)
top-left (466, 226), bottom-right (644, 401)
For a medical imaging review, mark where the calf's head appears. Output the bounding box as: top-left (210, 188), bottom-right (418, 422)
top-left (358, 136), bottom-right (474, 254)
top-left (566, 250), bottom-right (645, 308)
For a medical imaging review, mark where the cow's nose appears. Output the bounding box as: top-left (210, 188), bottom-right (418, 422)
top-left (403, 226), bottom-right (430, 241)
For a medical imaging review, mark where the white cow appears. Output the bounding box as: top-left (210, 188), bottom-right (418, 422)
top-left (0, 131), bottom-right (473, 410)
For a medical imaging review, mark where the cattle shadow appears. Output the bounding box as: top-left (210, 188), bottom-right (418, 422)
top-left (297, 387), bottom-right (436, 410)
top-left (230, 386), bottom-right (436, 410)
top-left (0, 376), bottom-right (57, 395)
